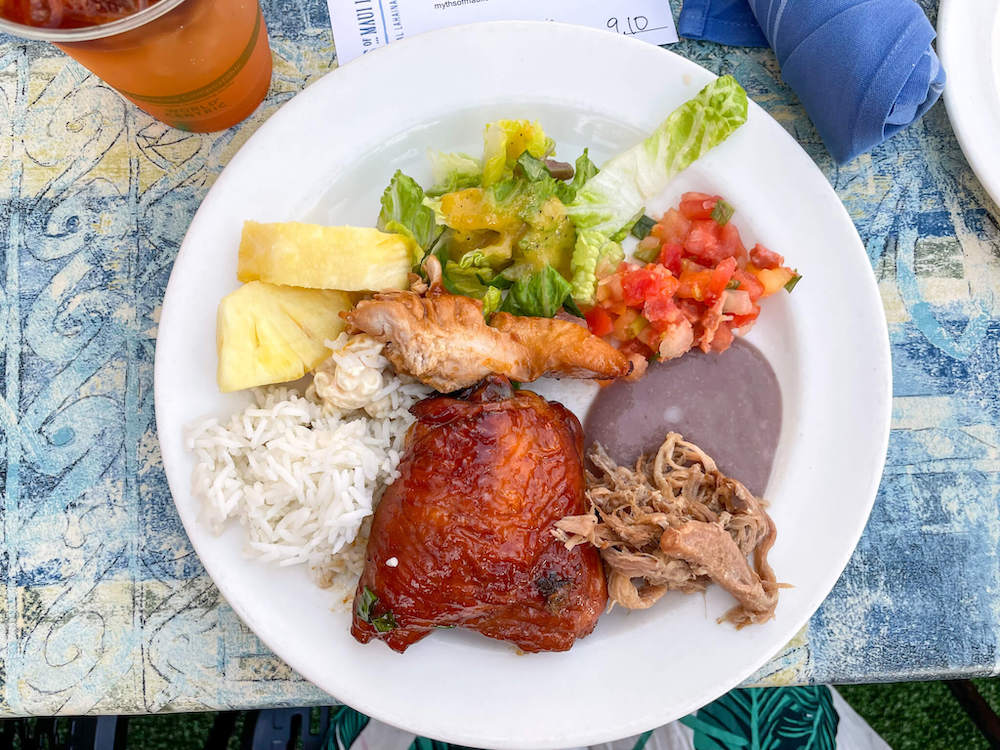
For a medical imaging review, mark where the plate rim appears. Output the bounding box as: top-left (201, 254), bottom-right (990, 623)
top-left (154, 20), bottom-right (892, 748)
top-left (938, 0), bottom-right (1000, 208)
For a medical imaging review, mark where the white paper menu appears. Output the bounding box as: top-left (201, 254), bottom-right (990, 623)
top-left (327, 0), bottom-right (679, 64)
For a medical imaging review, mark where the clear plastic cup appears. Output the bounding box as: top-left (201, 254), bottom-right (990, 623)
top-left (0, 0), bottom-right (273, 132)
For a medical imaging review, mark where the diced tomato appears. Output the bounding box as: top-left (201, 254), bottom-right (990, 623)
top-left (621, 264), bottom-right (677, 307)
top-left (719, 221), bottom-right (748, 265)
top-left (732, 269), bottom-right (764, 302)
top-left (730, 303), bottom-right (761, 330)
top-left (708, 257), bottom-right (737, 298)
top-left (750, 243), bottom-right (784, 269)
top-left (657, 242), bottom-right (683, 275)
top-left (676, 298), bottom-right (702, 323)
top-left (679, 257), bottom-right (706, 274)
top-left (674, 258), bottom-right (730, 302)
top-left (651, 208), bottom-right (691, 245)
top-left (679, 192), bottom-right (720, 220)
top-left (647, 316), bottom-right (674, 333)
top-left (676, 269), bottom-right (713, 301)
top-left (684, 219), bottom-right (728, 265)
top-left (585, 307), bottom-right (613, 337)
top-left (643, 294), bottom-right (681, 324)
top-left (586, 191), bottom-right (792, 369)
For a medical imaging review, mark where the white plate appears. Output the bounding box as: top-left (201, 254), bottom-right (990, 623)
top-left (154, 22), bottom-right (891, 749)
top-left (939, 0), bottom-right (1000, 207)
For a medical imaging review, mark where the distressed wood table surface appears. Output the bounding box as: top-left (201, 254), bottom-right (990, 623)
top-left (0, 0), bottom-right (996, 717)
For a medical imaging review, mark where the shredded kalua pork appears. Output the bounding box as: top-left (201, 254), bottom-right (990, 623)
top-left (554, 433), bottom-right (781, 627)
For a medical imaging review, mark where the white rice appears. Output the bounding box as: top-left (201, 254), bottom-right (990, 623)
top-left (185, 333), bottom-right (431, 604)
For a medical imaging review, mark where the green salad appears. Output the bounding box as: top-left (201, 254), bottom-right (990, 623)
top-left (375, 75), bottom-right (748, 318)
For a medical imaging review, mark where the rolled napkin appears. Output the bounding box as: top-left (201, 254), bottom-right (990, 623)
top-left (678, 0), bottom-right (947, 163)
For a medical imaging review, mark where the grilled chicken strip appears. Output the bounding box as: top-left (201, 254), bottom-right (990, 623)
top-left (346, 277), bottom-right (631, 393)
top-left (489, 312), bottom-right (631, 380)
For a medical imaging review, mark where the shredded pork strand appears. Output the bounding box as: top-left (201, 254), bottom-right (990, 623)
top-left (553, 433), bottom-right (780, 627)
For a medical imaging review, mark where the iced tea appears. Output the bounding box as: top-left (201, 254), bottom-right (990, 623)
top-left (0, 0), bottom-right (273, 132)
top-left (0, 0), bottom-right (161, 28)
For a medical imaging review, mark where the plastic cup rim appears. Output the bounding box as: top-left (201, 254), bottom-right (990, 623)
top-left (0, 0), bottom-right (189, 42)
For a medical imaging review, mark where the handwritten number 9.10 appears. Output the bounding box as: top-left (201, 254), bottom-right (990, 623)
top-left (607, 16), bottom-right (649, 35)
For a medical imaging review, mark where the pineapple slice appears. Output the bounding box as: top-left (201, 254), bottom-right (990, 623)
top-left (237, 222), bottom-right (414, 292)
top-left (216, 281), bottom-right (353, 393)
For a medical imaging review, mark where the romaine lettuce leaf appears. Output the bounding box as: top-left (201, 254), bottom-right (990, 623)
top-left (500, 264), bottom-right (576, 318)
top-left (571, 149), bottom-right (600, 190)
top-left (522, 149), bottom-right (599, 205)
top-left (440, 253), bottom-right (575, 318)
top-left (421, 195), bottom-right (447, 225)
top-left (437, 250), bottom-right (507, 318)
top-left (442, 262), bottom-right (490, 298)
top-left (438, 247), bottom-right (509, 294)
top-left (568, 76), bottom-right (747, 235)
top-left (377, 170), bottom-right (438, 259)
top-left (515, 152), bottom-right (550, 182)
top-left (457, 247), bottom-right (511, 272)
top-left (569, 229), bottom-right (624, 303)
top-left (567, 75), bottom-right (748, 302)
top-left (555, 149), bottom-right (599, 204)
top-left (482, 120), bottom-right (554, 187)
top-left (427, 150), bottom-right (481, 195)
top-left (481, 286), bottom-right (503, 317)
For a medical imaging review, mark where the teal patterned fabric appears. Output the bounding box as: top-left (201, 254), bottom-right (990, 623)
top-left (682, 687), bottom-right (838, 749)
top-left (319, 687), bottom-right (842, 749)
top-left (329, 706), bottom-right (370, 749)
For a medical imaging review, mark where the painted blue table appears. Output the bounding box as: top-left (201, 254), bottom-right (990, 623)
top-left (0, 0), bottom-right (996, 716)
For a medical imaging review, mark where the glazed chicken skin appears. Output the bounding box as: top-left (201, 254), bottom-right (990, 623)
top-left (351, 376), bottom-right (607, 653)
top-left (345, 261), bottom-right (631, 392)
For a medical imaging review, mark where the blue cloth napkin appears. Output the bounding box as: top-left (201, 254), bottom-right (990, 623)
top-left (678, 0), bottom-right (946, 163)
